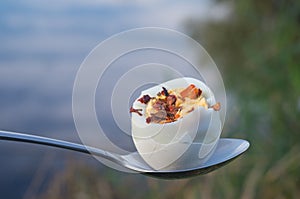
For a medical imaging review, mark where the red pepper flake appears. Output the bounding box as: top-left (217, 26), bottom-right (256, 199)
top-left (175, 112), bottom-right (181, 119)
top-left (187, 107), bottom-right (195, 113)
top-left (138, 95), bottom-right (152, 104)
top-left (146, 117), bottom-right (151, 124)
top-left (211, 102), bottom-right (221, 111)
top-left (167, 95), bottom-right (177, 106)
top-left (130, 107), bottom-right (143, 116)
top-left (162, 87), bottom-right (169, 96)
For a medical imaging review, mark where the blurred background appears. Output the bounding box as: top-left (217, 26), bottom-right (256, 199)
top-left (0, 0), bottom-right (299, 198)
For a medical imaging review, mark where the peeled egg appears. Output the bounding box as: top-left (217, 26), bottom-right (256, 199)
top-left (131, 77), bottom-right (222, 170)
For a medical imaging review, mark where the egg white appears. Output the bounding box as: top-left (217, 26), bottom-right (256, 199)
top-left (131, 77), bottom-right (221, 170)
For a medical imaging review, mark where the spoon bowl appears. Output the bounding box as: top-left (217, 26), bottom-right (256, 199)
top-left (0, 130), bottom-right (249, 179)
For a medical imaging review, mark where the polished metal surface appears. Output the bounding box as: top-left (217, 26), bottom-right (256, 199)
top-left (0, 130), bottom-right (249, 179)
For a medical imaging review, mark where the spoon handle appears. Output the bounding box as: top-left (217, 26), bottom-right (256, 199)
top-left (0, 130), bottom-right (119, 163)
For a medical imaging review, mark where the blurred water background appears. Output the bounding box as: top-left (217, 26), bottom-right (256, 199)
top-left (0, 0), bottom-right (299, 198)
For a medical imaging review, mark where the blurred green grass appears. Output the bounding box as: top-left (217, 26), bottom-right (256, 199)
top-left (32, 0), bottom-right (300, 198)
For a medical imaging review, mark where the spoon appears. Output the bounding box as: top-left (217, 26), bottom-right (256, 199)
top-left (0, 130), bottom-right (249, 179)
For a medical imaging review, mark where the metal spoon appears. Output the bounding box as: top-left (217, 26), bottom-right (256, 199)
top-left (0, 130), bottom-right (249, 179)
